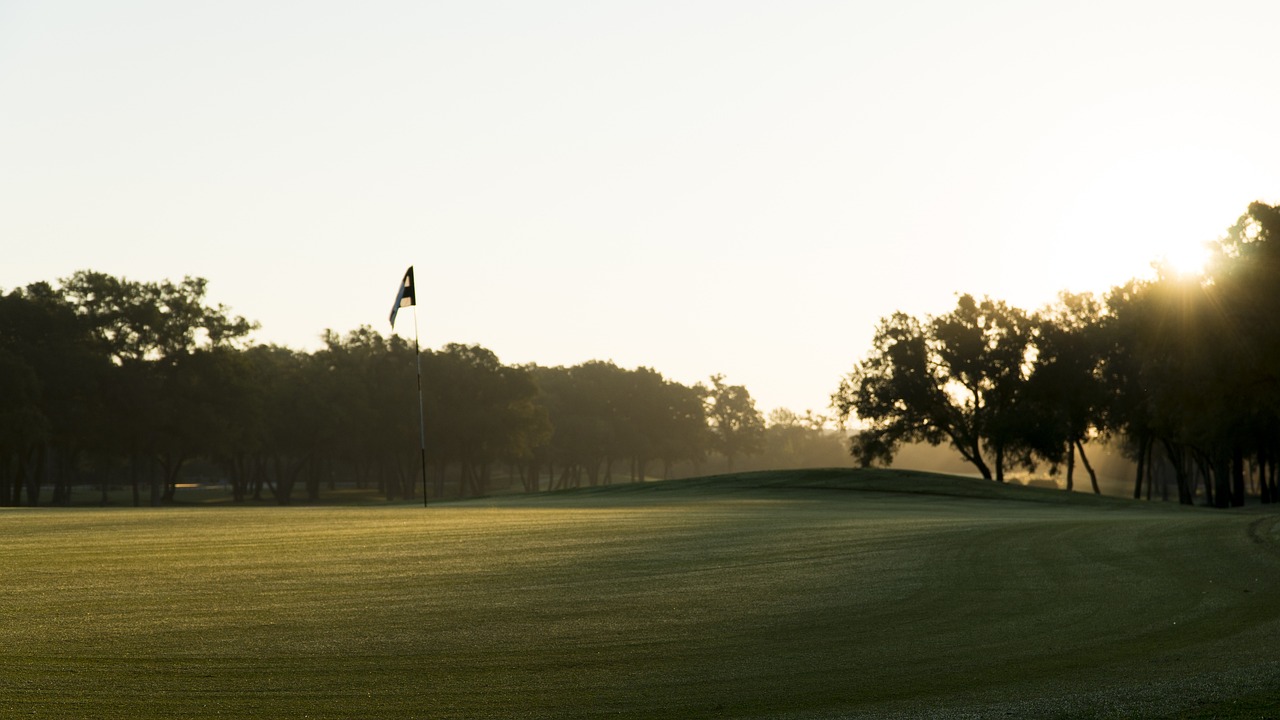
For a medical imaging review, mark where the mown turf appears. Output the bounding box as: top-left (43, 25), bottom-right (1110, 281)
top-left (2, 468), bottom-right (1279, 719)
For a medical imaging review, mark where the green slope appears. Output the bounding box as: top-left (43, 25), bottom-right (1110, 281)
top-left (527, 467), bottom-right (1141, 505)
top-left (2, 469), bottom-right (1279, 719)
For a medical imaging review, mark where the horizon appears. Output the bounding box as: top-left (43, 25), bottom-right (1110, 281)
top-left (5, 1), bottom-right (1279, 414)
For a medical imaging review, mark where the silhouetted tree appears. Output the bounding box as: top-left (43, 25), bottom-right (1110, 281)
top-left (0, 283), bottom-right (109, 505)
top-left (653, 378), bottom-right (709, 478)
top-left (428, 344), bottom-right (547, 497)
top-left (705, 374), bottom-right (764, 471)
top-left (1021, 293), bottom-right (1110, 493)
top-left (835, 295), bottom-right (1034, 481)
top-left (0, 349), bottom-right (47, 506)
top-left (754, 408), bottom-right (849, 470)
top-left (530, 362), bottom-right (708, 488)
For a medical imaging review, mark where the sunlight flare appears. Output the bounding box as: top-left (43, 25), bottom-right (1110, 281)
top-left (1158, 240), bottom-right (1213, 278)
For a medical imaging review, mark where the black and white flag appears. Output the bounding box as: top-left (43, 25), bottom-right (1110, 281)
top-left (389, 266), bottom-right (416, 328)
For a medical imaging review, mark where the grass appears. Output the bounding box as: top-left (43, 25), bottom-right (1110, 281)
top-left (3, 468), bottom-right (1280, 718)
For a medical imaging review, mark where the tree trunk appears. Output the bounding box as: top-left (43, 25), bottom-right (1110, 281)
top-left (0, 452), bottom-right (11, 507)
top-left (1132, 436), bottom-right (1146, 500)
top-left (378, 459), bottom-right (392, 501)
top-left (251, 457), bottom-right (268, 501)
top-left (432, 459), bottom-right (447, 500)
top-left (230, 453), bottom-right (248, 502)
top-left (275, 455), bottom-right (306, 505)
top-left (1263, 453), bottom-right (1273, 504)
top-left (404, 454), bottom-right (417, 500)
top-left (1231, 447), bottom-right (1246, 507)
top-left (1157, 451), bottom-right (1167, 501)
top-left (949, 433), bottom-right (995, 481)
top-left (9, 443), bottom-right (35, 506)
top-left (1264, 450), bottom-right (1274, 502)
top-left (1191, 451), bottom-right (1216, 507)
top-left (149, 459), bottom-right (162, 507)
top-left (160, 454), bottom-right (186, 503)
top-left (1154, 450), bottom-right (1164, 501)
top-left (110, 453), bottom-right (120, 504)
top-left (51, 446), bottom-right (70, 506)
top-left (1076, 440), bottom-right (1100, 495)
top-left (27, 441), bottom-right (45, 506)
top-left (1163, 440), bottom-right (1194, 505)
top-left (1262, 453), bottom-right (1271, 504)
top-left (14, 447), bottom-right (27, 505)
top-left (462, 463), bottom-right (474, 496)
top-left (306, 457), bottom-right (321, 502)
top-left (966, 440), bottom-right (993, 481)
top-left (1065, 440), bottom-right (1075, 491)
top-left (130, 451), bottom-right (141, 507)
top-left (1211, 453), bottom-right (1230, 509)
top-left (521, 460), bottom-right (536, 493)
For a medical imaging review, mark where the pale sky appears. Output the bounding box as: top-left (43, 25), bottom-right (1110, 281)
top-left (4, 1), bottom-right (1279, 416)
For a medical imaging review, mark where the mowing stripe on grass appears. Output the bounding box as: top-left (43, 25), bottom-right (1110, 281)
top-left (3, 469), bottom-right (1280, 718)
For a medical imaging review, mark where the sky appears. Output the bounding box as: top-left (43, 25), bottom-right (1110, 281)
top-left (4, 1), bottom-right (1280, 416)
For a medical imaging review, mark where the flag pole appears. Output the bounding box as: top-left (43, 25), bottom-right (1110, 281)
top-left (413, 304), bottom-right (428, 508)
top-left (390, 265), bottom-right (428, 508)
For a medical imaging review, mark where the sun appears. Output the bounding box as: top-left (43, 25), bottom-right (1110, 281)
top-left (1158, 240), bottom-right (1213, 279)
top-left (1042, 144), bottom-right (1252, 295)
top-left (1044, 191), bottom-right (1223, 297)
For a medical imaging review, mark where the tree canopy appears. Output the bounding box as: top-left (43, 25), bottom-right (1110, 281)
top-left (0, 271), bottom-right (815, 506)
top-left (835, 201), bottom-right (1280, 506)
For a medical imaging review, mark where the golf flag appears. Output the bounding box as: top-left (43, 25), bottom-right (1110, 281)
top-left (389, 266), bottom-right (416, 328)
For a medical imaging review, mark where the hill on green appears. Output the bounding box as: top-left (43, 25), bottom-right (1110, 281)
top-left (3, 468), bottom-right (1280, 719)
top-left (525, 467), bottom-right (1134, 505)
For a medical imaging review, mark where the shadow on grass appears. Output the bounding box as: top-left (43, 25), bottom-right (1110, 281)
top-left (471, 467), bottom-right (1190, 511)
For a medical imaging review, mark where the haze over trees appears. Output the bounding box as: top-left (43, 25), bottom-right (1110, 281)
top-left (0, 272), bottom-right (845, 506)
top-left (834, 201), bottom-right (1280, 506)
top-left (11, 205), bottom-right (1280, 508)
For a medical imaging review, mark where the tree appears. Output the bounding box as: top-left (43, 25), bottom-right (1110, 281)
top-left (834, 312), bottom-right (950, 469)
top-left (0, 349), bottom-right (48, 506)
top-left (754, 408), bottom-right (849, 471)
top-left (529, 363), bottom-right (612, 490)
top-left (1205, 202), bottom-right (1280, 505)
top-left (57, 271), bottom-right (255, 504)
top-left (428, 343), bottom-right (547, 497)
top-left (530, 362), bottom-right (710, 488)
top-left (1021, 293), bottom-right (1110, 493)
top-left (60, 271), bottom-right (254, 364)
top-left (834, 295), bottom-right (1035, 481)
top-left (705, 374), bottom-right (764, 471)
top-left (0, 283), bottom-right (109, 505)
top-left (1094, 202), bottom-right (1280, 506)
top-left (653, 378), bottom-right (709, 478)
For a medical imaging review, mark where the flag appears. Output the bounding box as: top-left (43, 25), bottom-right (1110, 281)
top-left (389, 266), bottom-right (416, 327)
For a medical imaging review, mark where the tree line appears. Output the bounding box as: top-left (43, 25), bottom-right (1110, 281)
top-left (0, 271), bottom-right (845, 506)
top-left (834, 201), bottom-right (1280, 506)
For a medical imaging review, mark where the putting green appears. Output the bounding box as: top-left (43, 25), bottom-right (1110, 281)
top-left (2, 469), bottom-right (1279, 718)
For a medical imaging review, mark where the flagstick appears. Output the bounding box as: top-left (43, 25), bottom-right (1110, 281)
top-left (413, 305), bottom-right (428, 508)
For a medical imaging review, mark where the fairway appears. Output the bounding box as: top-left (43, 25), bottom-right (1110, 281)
top-left (4, 469), bottom-right (1280, 719)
